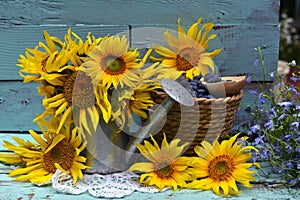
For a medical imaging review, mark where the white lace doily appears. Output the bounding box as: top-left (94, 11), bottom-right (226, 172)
top-left (52, 170), bottom-right (167, 198)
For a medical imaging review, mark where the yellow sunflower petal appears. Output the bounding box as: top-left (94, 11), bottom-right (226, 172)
top-left (128, 162), bottom-right (154, 172)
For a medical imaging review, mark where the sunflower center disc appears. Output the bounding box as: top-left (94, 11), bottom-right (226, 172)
top-left (105, 56), bottom-right (125, 74)
top-left (64, 71), bottom-right (95, 108)
top-left (42, 140), bottom-right (75, 173)
top-left (156, 162), bottom-right (173, 178)
top-left (176, 47), bottom-right (199, 71)
top-left (208, 155), bottom-right (235, 182)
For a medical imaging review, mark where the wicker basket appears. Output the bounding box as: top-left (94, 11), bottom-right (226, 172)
top-left (150, 90), bottom-right (243, 156)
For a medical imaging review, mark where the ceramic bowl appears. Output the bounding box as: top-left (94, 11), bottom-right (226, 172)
top-left (201, 76), bottom-right (246, 97)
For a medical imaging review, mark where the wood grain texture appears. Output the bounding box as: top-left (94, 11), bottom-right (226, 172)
top-left (0, 163), bottom-right (299, 200)
top-left (0, 82), bottom-right (44, 131)
top-left (0, 0), bottom-right (279, 26)
top-left (0, 25), bottom-right (129, 80)
top-left (0, 0), bottom-right (280, 135)
top-left (0, 0), bottom-right (280, 81)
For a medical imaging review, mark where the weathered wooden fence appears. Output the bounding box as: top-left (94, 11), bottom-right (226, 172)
top-left (0, 0), bottom-right (280, 140)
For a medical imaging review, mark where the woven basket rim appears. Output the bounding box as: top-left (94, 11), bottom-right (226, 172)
top-left (154, 90), bottom-right (243, 102)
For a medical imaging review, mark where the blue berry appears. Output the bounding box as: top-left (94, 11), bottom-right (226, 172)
top-left (189, 74), bottom-right (211, 98)
top-left (204, 73), bottom-right (222, 83)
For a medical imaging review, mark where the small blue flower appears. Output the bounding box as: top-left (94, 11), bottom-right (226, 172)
top-left (296, 104), bottom-right (300, 110)
top-left (290, 85), bottom-right (300, 96)
top-left (264, 119), bottom-right (274, 129)
top-left (287, 178), bottom-right (297, 186)
top-left (273, 144), bottom-right (282, 153)
top-left (246, 75), bottom-right (252, 84)
top-left (290, 121), bottom-right (299, 129)
top-left (253, 58), bottom-right (260, 66)
top-left (277, 102), bottom-right (292, 107)
top-left (258, 93), bottom-right (266, 104)
top-left (269, 107), bottom-right (277, 117)
top-left (278, 114), bottom-right (287, 121)
top-left (254, 134), bottom-right (265, 145)
top-left (259, 148), bottom-right (269, 160)
top-left (286, 161), bottom-right (294, 169)
top-left (284, 134), bottom-right (292, 140)
top-left (277, 81), bottom-right (282, 87)
top-left (250, 124), bottom-right (260, 133)
top-left (290, 75), bottom-right (299, 83)
top-left (286, 145), bottom-right (294, 154)
top-left (248, 89), bottom-right (258, 95)
top-left (297, 162), bottom-right (300, 170)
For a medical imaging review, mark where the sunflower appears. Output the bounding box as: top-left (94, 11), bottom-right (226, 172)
top-left (0, 137), bottom-right (40, 166)
top-left (17, 30), bottom-right (71, 85)
top-left (186, 133), bottom-right (259, 196)
top-left (112, 59), bottom-right (161, 130)
top-left (33, 30), bottom-right (108, 136)
top-left (41, 70), bottom-right (110, 137)
top-left (113, 83), bottom-right (158, 130)
top-left (63, 29), bottom-right (103, 67)
top-left (81, 34), bottom-right (142, 89)
top-left (5, 117), bottom-right (89, 185)
top-left (128, 134), bottom-right (194, 191)
top-left (151, 18), bottom-right (222, 80)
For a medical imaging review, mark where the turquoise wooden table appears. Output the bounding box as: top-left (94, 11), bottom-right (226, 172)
top-left (0, 162), bottom-right (299, 199)
top-left (1, 0), bottom-right (298, 199)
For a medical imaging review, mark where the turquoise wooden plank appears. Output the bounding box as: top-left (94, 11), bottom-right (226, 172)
top-left (0, 0), bottom-right (279, 26)
top-left (0, 25), bottom-right (129, 80)
top-left (0, 82), bottom-right (44, 131)
top-left (0, 163), bottom-right (299, 200)
top-left (0, 0), bottom-right (280, 81)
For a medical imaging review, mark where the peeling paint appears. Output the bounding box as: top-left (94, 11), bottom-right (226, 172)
top-left (26, 193), bottom-right (34, 200)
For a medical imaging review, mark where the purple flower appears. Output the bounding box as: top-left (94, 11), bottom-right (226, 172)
top-left (250, 124), bottom-right (260, 133)
top-left (277, 102), bottom-right (292, 107)
top-left (253, 58), bottom-right (260, 66)
top-left (290, 121), bottom-right (299, 129)
top-left (264, 120), bottom-right (274, 129)
top-left (258, 148), bottom-right (269, 160)
top-left (290, 75), bottom-right (299, 83)
top-left (287, 179), bottom-right (297, 186)
top-left (289, 85), bottom-right (300, 96)
top-left (278, 114), bottom-right (287, 121)
top-left (286, 161), bottom-right (294, 169)
top-left (254, 134), bottom-right (265, 145)
top-left (250, 152), bottom-right (259, 162)
top-left (246, 75), bottom-right (252, 84)
top-left (297, 162), bottom-right (300, 170)
top-left (277, 81), bottom-right (282, 87)
top-left (273, 144), bottom-right (282, 153)
top-left (286, 145), bottom-right (294, 154)
top-left (284, 134), bottom-right (292, 140)
top-left (269, 107), bottom-right (277, 117)
top-left (248, 89), bottom-right (258, 95)
top-left (258, 93), bottom-right (266, 104)
top-left (296, 104), bottom-right (300, 110)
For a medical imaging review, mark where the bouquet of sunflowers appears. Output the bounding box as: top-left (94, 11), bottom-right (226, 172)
top-left (0, 18), bottom-right (258, 197)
